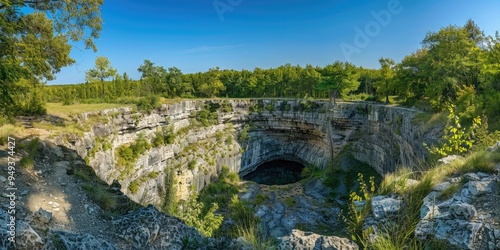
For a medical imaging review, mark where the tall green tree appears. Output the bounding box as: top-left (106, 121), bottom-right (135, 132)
top-left (85, 56), bottom-right (117, 99)
top-left (301, 64), bottom-right (321, 97)
top-left (138, 59), bottom-right (167, 96)
top-left (199, 67), bottom-right (225, 97)
top-left (421, 23), bottom-right (483, 110)
top-left (394, 49), bottom-right (428, 103)
top-left (1, 0), bottom-right (103, 117)
top-left (317, 61), bottom-right (360, 104)
top-left (374, 58), bottom-right (395, 104)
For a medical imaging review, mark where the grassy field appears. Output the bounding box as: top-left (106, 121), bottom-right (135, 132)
top-left (45, 103), bottom-right (131, 119)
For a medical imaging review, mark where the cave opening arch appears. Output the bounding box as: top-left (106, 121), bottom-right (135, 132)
top-left (241, 157), bottom-right (307, 185)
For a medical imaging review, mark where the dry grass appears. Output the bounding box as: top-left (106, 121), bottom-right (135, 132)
top-left (0, 123), bottom-right (24, 145)
top-left (45, 103), bottom-right (131, 119)
top-left (412, 111), bottom-right (448, 130)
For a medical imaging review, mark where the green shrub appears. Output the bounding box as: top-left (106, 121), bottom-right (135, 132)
top-left (148, 172), bottom-right (160, 179)
top-left (301, 164), bottom-right (323, 179)
top-left (221, 101), bottom-right (233, 113)
top-left (102, 141), bottom-right (112, 151)
top-left (136, 95), bottom-right (160, 114)
top-left (188, 160), bottom-right (197, 170)
top-left (279, 101), bottom-right (291, 112)
top-left (215, 130), bottom-right (224, 141)
top-left (161, 169), bottom-right (178, 215)
top-left (426, 106), bottom-right (480, 157)
top-left (265, 103), bottom-right (274, 112)
top-left (20, 156), bottom-right (35, 170)
top-left (284, 197), bottom-right (296, 207)
top-left (176, 192), bottom-right (223, 237)
top-left (254, 194), bottom-right (269, 205)
top-left (192, 103), bottom-right (219, 127)
top-left (199, 166), bottom-right (239, 211)
top-left (128, 180), bottom-right (141, 194)
top-left (225, 135), bottom-right (233, 145)
top-left (118, 146), bottom-right (134, 161)
top-left (345, 174), bottom-right (375, 246)
top-left (239, 124), bottom-right (251, 142)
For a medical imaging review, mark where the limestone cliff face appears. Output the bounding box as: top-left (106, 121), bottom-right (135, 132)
top-left (330, 103), bottom-right (433, 174)
top-left (54, 99), bottom-right (434, 208)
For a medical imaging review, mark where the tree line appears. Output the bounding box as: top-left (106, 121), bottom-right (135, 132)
top-left (1, 2), bottom-right (499, 131)
top-left (38, 19), bottom-right (500, 130)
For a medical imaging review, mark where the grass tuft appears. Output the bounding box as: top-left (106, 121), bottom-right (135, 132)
top-left (0, 124), bottom-right (23, 145)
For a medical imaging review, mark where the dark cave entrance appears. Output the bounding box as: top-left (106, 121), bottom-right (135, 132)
top-left (242, 160), bottom-right (305, 185)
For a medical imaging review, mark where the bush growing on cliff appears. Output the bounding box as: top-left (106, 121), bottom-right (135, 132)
top-left (161, 169), bottom-right (178, 215)
top-left (176, 190), bottom-right (223, 237)
top-left (188, 159), bottom-right (197, 170)
top-left (116, 133), bottom-right (152, 164)
top-left (152, 126), bottom-right (176, 147)
top-left (192, 103), bottom-right (219, 127)
top-left (239, 123), bottom-right (252, 142)
top-left (425, 106), bottom-right (481, 157)
top-left (199, 166), bottom-right (239, 211)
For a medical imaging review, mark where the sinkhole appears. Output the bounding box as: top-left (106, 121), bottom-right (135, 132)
top-left (242, 160), bottom-right (305, 185)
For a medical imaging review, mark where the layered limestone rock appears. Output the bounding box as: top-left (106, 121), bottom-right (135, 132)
top-left (415, 172), bottom-right (500, 249)
top-left (55, 99), bottom-right (432, 207)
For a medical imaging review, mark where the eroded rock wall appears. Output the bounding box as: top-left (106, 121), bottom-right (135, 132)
top-left (54, 99), bottom-right (434, 209)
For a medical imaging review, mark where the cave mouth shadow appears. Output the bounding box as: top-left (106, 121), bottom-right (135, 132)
top-left (242, 160), bottom-right (305, 185)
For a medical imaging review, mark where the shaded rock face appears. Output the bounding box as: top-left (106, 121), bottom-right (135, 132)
top-left (242, 160), bottom-right (304, 185)
top-left (58, 99), bottom-right (432, 206)
top-left (111, 205), bottom-right (241, 249)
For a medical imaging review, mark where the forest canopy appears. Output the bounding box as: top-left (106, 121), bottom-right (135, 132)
top-left (0, 0), bottom-right (103, 118)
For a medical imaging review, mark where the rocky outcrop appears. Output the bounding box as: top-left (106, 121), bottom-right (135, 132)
top-left (278, 229), bottom-right (359, 250)
top-left (111, 205), bottom-right (242, 250)
top-left (415, 172), bottom-right (500, 250)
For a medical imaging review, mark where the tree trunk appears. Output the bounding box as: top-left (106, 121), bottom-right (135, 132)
top-left (385, 80), bottom-right (389, 104)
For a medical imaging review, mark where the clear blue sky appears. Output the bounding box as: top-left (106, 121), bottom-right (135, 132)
top-left (48, 0), bottom-right (500, 84)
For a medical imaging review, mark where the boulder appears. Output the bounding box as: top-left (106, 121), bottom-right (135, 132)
top-left (1, 210), bottom-right (42, 249)
top-left (450, 202), bottom-right (477, 220)
top-left (111, 205), bottom-right (233, 249)
top-left (371, 196), bottom-right (401, 220)
top-left (467, 180), bottom-right (497, 196)
top-left (43, 230), bottom-right (116, 250)
top-left (33, 208), bottom-right (52, 225)
top-left (278, 229), bottom-right (358, 250)
top-left (16, 221), bottom-right (44, 250)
